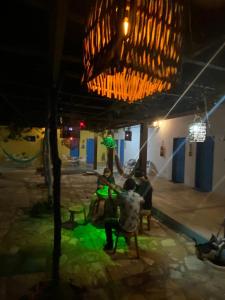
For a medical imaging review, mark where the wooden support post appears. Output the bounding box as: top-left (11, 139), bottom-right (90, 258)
top-left (107, 148), bottom-right (114, 174)
top-left (93, 134), bottom-right (98, 170)
top-left (49, 88), bottom-right (62, 284)
top-left (223, 217), bottom-right (225, 238)
top-left (43, 128), bottom-right (53, 205)
top-left (139, 123), bottom-right (148, 176)
top-left (48, 0), bottom-right (68, 285)
top-left (107, 130), bottom-right (114, 173)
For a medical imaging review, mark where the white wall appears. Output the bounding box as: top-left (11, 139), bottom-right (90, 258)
top-left (208, 104), bottom-right (225, 195)
top-left (115, 125), bottom-right (140, 165)
top-left (147, 103), bottom-right (225, 196)
top-left (147, 115), bottom-right (195, 181)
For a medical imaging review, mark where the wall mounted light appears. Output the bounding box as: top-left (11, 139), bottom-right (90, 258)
top-left (153, 120), bottom-right (160, 128)
top-left (125, 129), bottom-right (132, 141)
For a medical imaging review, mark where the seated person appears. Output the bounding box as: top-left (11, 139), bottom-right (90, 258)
top-left (87, 168), bottom-right (115, 221)
top-left (87, 190), bottom-right (105, 224)
top-left (88, 185), bottom-right (117, 224)
top-left (134, 169), bottom-right (153, 210)
top-left (92, 189), bottom-right (106, 222)
top-left (97, 167), bottom-right (115, 189)
top-left (104, 178), bottom-right (144, 251)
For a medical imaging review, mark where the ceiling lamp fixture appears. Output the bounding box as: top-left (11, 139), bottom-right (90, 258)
top-left (188, 116), bottom-right (207, 143)
top-left (83, 0), bottom-right (183, 103)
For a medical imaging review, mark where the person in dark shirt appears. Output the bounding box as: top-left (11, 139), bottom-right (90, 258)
top-left (134, 169), bottom-right (153, 210)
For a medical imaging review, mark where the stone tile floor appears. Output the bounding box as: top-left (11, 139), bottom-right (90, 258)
top-left (0, 168), bottom-right (225, 299)
top-left (151, 176), bottom-right (225, 239)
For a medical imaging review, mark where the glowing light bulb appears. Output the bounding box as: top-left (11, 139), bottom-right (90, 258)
top-left (123, 18), bottom-right (129, 36)
top-left (153, 121), bottom-right (159, 128)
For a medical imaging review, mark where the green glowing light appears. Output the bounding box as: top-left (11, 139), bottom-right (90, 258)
top-left (96, 185), bottom-right (117, 199)
top-left (101, 135), bottom-right (116, 148)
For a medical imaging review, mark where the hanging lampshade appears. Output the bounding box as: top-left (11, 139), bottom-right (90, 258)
top-left (83, 0), bottom-right (183, 103)
top-left (188, 121), bottom-right (207, 143)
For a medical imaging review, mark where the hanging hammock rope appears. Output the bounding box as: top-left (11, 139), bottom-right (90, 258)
top-left (0, 146), bottom-right (41, 163)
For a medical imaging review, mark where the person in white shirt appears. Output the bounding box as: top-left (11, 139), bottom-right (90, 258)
top-left (104, 178), bottom-right (144, 251)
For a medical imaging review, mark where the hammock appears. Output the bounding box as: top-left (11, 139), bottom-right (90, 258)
top-left (1, 146), bottom-right (41, 163)
top-left (114, 152), bottom-right (140, 178)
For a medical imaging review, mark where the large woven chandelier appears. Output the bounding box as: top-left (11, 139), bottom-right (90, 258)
top-left (83, 0), bottom-right (183, 103)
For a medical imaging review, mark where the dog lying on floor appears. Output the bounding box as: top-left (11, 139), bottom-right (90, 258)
top-left (194, 234), bottom-right (225, 265)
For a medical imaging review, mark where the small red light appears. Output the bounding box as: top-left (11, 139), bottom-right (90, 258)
top-left (79, 121), bottom-right (86, 129)
top-left (70, 137), bottom-right (73, 141)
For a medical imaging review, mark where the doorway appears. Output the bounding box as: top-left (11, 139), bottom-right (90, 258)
top-left (172, 137), bottom-right (186, 183)
top-left (120, 139), bottom-right (124, 166)
top-left (195, 136), bottom-right (214, 192)
top-left (70, 138), bottom-right (79, 158)
top-left (86, 138), bottom-right (94, 164)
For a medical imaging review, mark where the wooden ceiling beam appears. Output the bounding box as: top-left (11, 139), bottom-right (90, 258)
top-left (62, 112), bottom-right (107, 120)
top-left (62, 55), bottom-right (81, 64)
top-left (0, 80), bottom-right (48, 91)
top-left (183, 58), bottom-right (225, 72)
top-left (61, 102), bottom-right (105, 111)
top-left (61, 109), bottom-right (94, 116)
top-left (65, 72), bottom-right (81, 80)
top-left (23, 0), bottom-right (85, 24)
top-left (161, 92), bottom-right (193, 99)
top-left (22, 0), bottom-right (47, 10)
top-left (59, 91), bottom-right (113, 103)
top-left (68, 13), bottom-right (85, 25)
top-left (0, 45), bottom-right (47, 57)
top-left (3, 95), bottom-right (45, 102)
top-left (186, 82), bottom-right (216, 91)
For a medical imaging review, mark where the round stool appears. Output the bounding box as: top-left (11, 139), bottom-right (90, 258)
top-left (62, 204), bottom-right (87, 229)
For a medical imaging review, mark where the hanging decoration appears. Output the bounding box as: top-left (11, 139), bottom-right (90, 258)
top-left (188, 117), bottom-right (207, 143)
top-left (83, 0), bottom-right (183, 103)
top-left (101, 134), bottom-right (117, 148)
top-left (0, 146), bottom-right (41, 163)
